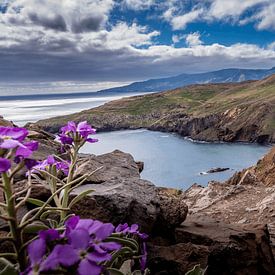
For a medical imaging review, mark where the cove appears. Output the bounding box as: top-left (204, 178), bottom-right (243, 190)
top-left (80, 129), bottom-right (270, 190)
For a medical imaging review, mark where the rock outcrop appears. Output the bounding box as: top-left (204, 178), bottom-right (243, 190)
top-left (148, 216), bottom-right (275, 275)
top-left (184, 146), bottom-right (275, 258)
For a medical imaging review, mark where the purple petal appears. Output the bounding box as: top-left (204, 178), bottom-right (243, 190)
top-left (139, 233), bottom-right (149, 240)
top-left (0, 158), bottom-right (11, 173)
top-left (129, 224), bottom-right (138, 234)
top-left (88, 220), bottom-right (103, 235)
top-left (27, 238), bottom-right (46, 265)
top-left (46, 155), bottom-right (55, 165)
top-left (25, 159), bottom-right (38, 170)
top-left (99, 241), bottom-right (121, 251)
top-left (76, 121), bottom-right (96, 138)
top-left (93, 244), bottom-right (106, 254)
top-left (76, 219), bottom-right (94, 232)
top-left (41, 244), bottom-right (79, 271)
top-left (39, 229), bottom-right (60, 242)
top-left (86, 138), bottom-right (98, 143)
top-left (57, 134), bottom-right (73, 145)
top-left (94, 223), bottom-right (114, 241)
top-left (115, 223), bottom-right (129, 233)
top-left (69, 228), bottom-right (90, 250)
top-left (15, 146), bottom-right (33, 158)
top-left (65, 215), bottom-right (80, 231)
top-left (0, 139), bottom-right (21, 149)
top-left (0, 127), bottom-right (28, 141)
top-left (24, 141), bottom-right (39, 152)
top-left (78, 258), bottom-right (101, 275)
top-left (87, 251), bottom-right (112, 263)
top-left (61, 121), bottom-right (76, 133)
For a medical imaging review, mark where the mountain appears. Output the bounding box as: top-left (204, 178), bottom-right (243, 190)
top-left (98, 67), bottom-right (275, 94)
top-left (34, 74), bottom-right (275, 143)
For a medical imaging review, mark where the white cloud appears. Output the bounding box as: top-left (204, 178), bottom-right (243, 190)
top-left (163, 0), bottom-right (275, 31)
top-left (164, 6), bottom-right (204, 30)
top-left (254, 2), bottom-right (275, 30)
top-left (208, 0), bottom-right (266, 19)
top-left (0, 0), bottom-right (274, 82)
top-left (185, 32), bottom-right (202, 47)
top-left (172, 35), bottom-right (180, 44)
top-left (122, 0), bottom-right (155, 10)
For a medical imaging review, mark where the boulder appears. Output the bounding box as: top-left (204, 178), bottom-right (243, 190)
top-left (71, 151), bottom-right (188, 235)
top-left (76, 150), bottom-right (141, 184)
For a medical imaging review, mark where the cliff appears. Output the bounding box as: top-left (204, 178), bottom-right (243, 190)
top-left (35, 74), bottom-right (275, 143)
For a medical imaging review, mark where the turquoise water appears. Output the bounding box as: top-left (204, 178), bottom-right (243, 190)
top-left (81, 129), bottom-right (270, 190)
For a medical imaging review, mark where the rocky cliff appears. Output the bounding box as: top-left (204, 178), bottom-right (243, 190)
top-left (35, 74), bottom-right (275, 143)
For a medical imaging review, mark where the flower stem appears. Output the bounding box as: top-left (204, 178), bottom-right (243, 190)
top-left (2, 172), bottom-right (26, 270)
top-left (60, 146), bottom-right (78, 220)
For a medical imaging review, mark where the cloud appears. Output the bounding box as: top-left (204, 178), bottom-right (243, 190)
top-left (163, 0), bottom-right (275, 31)
top-left (0, 0), bottom-right (274, 83)
top-left (122, 0), bottom-right (155, 10)
top-left (1, 0), bottom-right (114, 33)
top-left (185, 32), bottom-right (202, 47)
top-left (163, 4), bottom-right (204, 30)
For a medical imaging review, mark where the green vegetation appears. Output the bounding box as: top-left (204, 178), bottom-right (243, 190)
top-left (35, 75), bottom-right (275, 143)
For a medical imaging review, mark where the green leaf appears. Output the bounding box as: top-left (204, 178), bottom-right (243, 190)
top-left (185, 265), bottom-right (207, 275)
top-left (68, 189), bottom-right (94, 208)
top-left (0, 258), bottom-right (18, 275)
top-left (106, 268), bottom-right (124, 275)
top-left (23, 222), bottom-right (49, 234)
top-left (40, 210), bottom-right (60, 220)
top-left (26, 198), bottom-right (49, 207)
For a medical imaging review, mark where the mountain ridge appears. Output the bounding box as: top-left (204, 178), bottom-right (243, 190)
top-left (97, 67), bottom-right (275, 94)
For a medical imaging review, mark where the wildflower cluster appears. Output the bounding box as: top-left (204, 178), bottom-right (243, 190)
top-left (0, 121), bottom-right (149, 275)
top-left (0, 126), bottom-right (38, 172)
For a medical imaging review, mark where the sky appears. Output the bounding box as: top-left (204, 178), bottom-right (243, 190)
top-left (0, 0), bottom-right (275, 84)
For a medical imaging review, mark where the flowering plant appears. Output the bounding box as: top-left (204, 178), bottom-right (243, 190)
top-left (23, 216), bottom-right (148, 275)
top-left (0, 122), bottom-right (149, 275)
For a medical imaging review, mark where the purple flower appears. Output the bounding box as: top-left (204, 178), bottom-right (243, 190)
top-left (115, 223), bottom-right (148, 271)
top-left (61, 121), bottom-right (77, 133)
top-left (65, 216), bottom-right (121, 254)
top-left (25, 216), bottom-right (121, 275)
top-left (0, 158), bottom-right (11, 173)
top-left (76, 121), bottom-right (96, 138)
top-left (14, 157), bottom-right (38, 170)
top-left (15, 141), bottom-right (39, 158)
top-left (56, 134), bottom-right (73, 145)
top-left (31, 155), bottom-right (70, 175)
top-left (115, 223), bottom-right (148, 240)
top-left (23, 229), bottom-right (60, 274)
top-left (0, 127), bottom-right (28, 142)
top-left (57, 121), bottom-right (98, 146)
top-left (0, 127), bottom-right (38, 159)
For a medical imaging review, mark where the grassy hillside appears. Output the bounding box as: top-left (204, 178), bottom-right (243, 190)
top-left (35, 74), bottom-right (275, 143)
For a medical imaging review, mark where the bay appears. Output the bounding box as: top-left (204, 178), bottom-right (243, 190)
top-left (81, 129), bottom-right (270, 189)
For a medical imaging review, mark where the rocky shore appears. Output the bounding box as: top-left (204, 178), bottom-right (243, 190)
top-left (1, 118), bottom-right (275, 274)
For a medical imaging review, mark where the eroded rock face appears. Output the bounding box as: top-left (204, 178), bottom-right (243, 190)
top-left (148, 216), bottom-right (275, 275)
top-left (184, 146), bottom-right (275, 259)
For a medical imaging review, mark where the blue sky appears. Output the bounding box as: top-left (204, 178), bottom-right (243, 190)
top-left (0, 0), bottom-right (274, 84)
